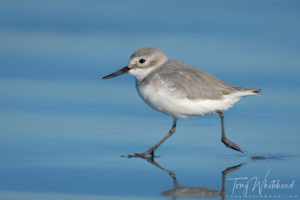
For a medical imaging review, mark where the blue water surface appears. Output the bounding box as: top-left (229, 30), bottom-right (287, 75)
top-left (0, 1), bottom-right (300, 199)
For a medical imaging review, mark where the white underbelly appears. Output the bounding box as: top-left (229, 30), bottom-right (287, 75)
top-left (137, 82), bottom-right (242, 118)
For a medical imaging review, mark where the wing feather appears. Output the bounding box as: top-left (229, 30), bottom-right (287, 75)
top-left (145, 60), bottom-right (236, 100)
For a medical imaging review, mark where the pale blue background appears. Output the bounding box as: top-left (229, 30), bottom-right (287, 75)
top-left (0, 0), bottom-right (299, 199)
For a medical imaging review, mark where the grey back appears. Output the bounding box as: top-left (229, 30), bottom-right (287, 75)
top-left (143, 60), bottom-right (238, 100)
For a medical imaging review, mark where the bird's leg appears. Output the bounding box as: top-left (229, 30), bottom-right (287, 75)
top-left (131, 117), bottom-right (177, 158)
top-left (217, 111), bottom-right (243, 153)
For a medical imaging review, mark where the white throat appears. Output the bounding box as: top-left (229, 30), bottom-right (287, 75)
top-left (129, 67), bottom-right (157, 82)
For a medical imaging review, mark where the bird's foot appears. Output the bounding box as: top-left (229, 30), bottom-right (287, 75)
top-left (222, 137), bottom-right (243, 153)
top-left (127, 147), bottom-right (155, 159)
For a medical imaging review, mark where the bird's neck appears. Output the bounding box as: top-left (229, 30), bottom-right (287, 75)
top-left (129, 65), bottom-right (160, 82)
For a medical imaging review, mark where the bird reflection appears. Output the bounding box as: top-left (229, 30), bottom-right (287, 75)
top-left (129, 155), bottom-right (243, 200)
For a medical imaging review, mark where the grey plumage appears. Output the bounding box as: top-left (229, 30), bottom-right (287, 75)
top-left (142, 60), bottom-right (260, 100)
top-left (103, 47), bottom-right (261, 154)
top-left (130, 47), bottom-right (164, 59)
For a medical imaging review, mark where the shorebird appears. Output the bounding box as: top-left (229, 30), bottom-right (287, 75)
top-left (103, 48), bottom-right (260, 156)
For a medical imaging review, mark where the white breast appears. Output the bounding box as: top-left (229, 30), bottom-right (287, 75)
top-left (136, 80), bottom-right (245, 118)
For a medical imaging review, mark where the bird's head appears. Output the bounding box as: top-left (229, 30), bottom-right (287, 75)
top-left (103, 48), bottom-right (168, 81)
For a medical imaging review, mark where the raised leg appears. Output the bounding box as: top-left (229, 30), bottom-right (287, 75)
top-left (217, 111), bottom-right (243, 153)
top-left (129, 117), bottom-right (177, 158)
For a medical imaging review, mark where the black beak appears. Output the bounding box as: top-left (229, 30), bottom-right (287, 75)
top-left (102, 66), bottom-right (130, 79)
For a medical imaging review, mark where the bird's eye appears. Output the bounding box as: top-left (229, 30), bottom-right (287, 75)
top-left (139, 59), bottom-right (146, 64)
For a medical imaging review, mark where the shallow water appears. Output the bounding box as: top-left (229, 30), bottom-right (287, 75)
top-left (0, 1), bottom-right (300, 199)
